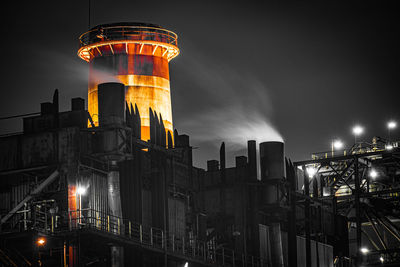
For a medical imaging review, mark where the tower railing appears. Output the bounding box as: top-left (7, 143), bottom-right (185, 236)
top-left (79, 25), bottom-right (178, 48)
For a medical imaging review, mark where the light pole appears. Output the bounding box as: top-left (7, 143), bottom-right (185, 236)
top-left (77, 186), bottom-right (86, 224)
top-left (331, 139), bottom-right (343, 157)
top-left (387, 120), bottom-right (397, 142)
top-left (352, 125), bottom-right (364, 146)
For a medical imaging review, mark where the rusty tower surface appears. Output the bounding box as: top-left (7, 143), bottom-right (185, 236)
top-left (78, 22), bottom-right (179, 141)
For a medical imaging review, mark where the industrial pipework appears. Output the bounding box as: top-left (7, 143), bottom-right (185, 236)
top-left (78, 22), bottom-right (179, 141)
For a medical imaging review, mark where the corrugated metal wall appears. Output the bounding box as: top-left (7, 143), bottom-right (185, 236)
top-left (86, 171), bottom-right (109, 216)
top-left (168, 198), bottom-right (185, 238)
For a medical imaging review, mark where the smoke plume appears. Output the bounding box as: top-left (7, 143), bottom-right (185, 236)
top-left (173, 43), bottom-right (283, 166)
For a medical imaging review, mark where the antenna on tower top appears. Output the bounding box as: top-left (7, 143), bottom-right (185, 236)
top-left (88, 0), bottom-right (91, 29)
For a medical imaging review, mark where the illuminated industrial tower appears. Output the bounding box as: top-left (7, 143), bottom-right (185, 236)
top-left (78, 22), bottom-right (179, 141)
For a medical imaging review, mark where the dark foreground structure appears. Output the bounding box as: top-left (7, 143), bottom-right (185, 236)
top-left (0, 23), bottom-right (400, 267)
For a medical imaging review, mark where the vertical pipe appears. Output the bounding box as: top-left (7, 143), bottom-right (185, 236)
top-left (140, 224), bottom-right (143, 243)
top-left (107, 161), bottom-right (124, 266)
top-left (162, 230), bottom-right (164, 249)
top-left (304, 165), bottom-right (311, 267)
top-left (24, 203), bottom-right (27, 231)
top-left (63, 241), bottom-right (67, 267)
top-left (118, 218), bottom-right (120, 235)
top-left (269, 223), bottom-right (285, 266)
top-left (220, 142), bottom-right (226, 218)
top-left (287, 160), bottom-right (297, 267)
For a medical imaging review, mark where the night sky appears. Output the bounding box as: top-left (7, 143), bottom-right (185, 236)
top-left (1, 1), bottom-right (399, 168)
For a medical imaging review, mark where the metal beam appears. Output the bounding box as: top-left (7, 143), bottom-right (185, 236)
top-left (354, 157), bottom-right (362, 264)
top-left (365, 212), bottom-right (387, 250)
top-left (1, 170), bottom-right (59, 224)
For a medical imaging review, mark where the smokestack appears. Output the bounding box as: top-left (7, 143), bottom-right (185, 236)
top-left (98, 82), bottom-right (125, 126)
top-left (247, 140), bottom-right (257, 181)
top-left (259, 141), bottom-right (285, 267)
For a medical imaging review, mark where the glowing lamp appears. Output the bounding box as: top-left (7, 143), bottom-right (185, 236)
top-left (369, 169), bottom-right (378, 179)
top-left (352, 125), bottom-right (364, 136)
top-left (77, 186), bottom-right (86, 195)
top-left (37, 237), bottom-right (46, 246)
top-left (360, 247), bottom-right (369, 254)
top-left (388, 121), bottom-right (397, 129)
top-left (306, 166), bottom-right (317, 178)
top-left (333, 140), bottom-right (343, 150)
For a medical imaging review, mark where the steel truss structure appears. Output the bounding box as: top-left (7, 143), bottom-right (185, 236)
top-left (294, 144), bottom-right (400, 266)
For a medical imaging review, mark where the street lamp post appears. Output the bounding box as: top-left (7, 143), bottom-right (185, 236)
top-left (331, 139), bottom-right (343, 157)
top-left (387, 120), bottom-right (397, 143)
top-left (352, 125), bottom-right (364, 148)
top-left (77, 186), bottom-right (87, 224)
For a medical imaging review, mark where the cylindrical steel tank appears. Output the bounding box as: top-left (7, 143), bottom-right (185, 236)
top-left (259, 141), bottom-right (285, 204)
top-left (78, 22), bottom-right (179, 141)
top-left (259, 141), bottom-right (285, 181)
top-left (98, 82), bottom-right (125, 126)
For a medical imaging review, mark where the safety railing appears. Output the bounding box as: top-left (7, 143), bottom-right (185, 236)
top-left (79, 26), bottom-right (178, 48)
top-left (310, 141), bottom-right (399, 161)
top-left (4, 207), bottom-right (268, 266)
top-left (64, 208), bottom-right (268, 267)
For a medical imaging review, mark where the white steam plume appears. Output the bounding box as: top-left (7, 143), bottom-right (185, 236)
top-left (173, 43), bottom-right (283, 163)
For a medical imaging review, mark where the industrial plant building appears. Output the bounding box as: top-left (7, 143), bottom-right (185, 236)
top-left (0, 23), bottom-right (399, 267)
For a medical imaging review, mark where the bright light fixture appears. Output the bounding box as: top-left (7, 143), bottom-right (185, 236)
top-left (77, 186), bottom-right (87, 195)
top-left (333, 140), bottom-right (343, 150)
top-left (306, 166), bottom-right (317, 178)
top-left (388, 121), bottom-right (397, 129)
top-left (386, 144), bottom-right (394, 150)
top-left (380, 256), bottom-right (384, 263)
top-left (352, 125), bottom-right (364, 136)
top-left (360, 247), bottom-right (369, 254)
top-left (37, 237), bottom-right (46, 246)
top-left (369, 169), bottom-right (378, 179)
top-left (184, 262), bottom-right (189, 267)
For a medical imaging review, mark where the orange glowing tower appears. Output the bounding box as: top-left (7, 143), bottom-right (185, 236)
top-left (78, 22), bottom-right (179, 141)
